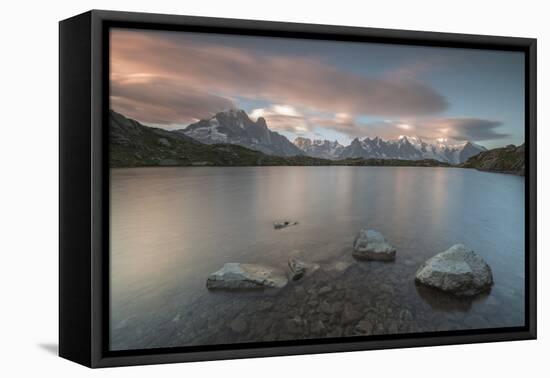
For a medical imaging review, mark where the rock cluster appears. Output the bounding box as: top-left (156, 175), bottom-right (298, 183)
top-left (207, 230), bottom-right (493, 300)
top-left (204, 230), bottom-right (494, 346)
top-left (116, 235), bottom-right (504, 349)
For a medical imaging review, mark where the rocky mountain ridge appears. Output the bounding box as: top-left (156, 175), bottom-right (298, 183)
top-left (178, 109), bottom-right (304, 157)
top-left (295, 135), bottom-right (486, 164)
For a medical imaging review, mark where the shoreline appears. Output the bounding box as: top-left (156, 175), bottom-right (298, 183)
top-left (109, 164), bottom-right (524, 176)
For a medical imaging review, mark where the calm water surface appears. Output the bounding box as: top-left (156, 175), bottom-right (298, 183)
top-left (110, 166), bottom-right (525, 350)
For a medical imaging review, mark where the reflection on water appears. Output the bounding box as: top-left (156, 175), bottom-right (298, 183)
top-left (110, 166), bottom-right (525, 350)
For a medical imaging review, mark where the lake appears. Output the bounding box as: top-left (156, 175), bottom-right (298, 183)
top-left (110, 166), bottom-right (525, 351)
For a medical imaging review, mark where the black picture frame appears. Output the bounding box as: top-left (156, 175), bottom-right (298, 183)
top-left (59, 9), bottom-right (537, 368)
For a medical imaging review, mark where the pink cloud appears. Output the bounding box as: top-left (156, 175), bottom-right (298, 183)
top-left (109, 29), bottom-right (448, 126)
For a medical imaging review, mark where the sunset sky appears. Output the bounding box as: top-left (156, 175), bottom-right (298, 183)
top-left (110, 28), bottom-right (525, 148)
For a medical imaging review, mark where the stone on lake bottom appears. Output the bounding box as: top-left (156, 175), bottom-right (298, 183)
top-left (352, 229), bottom-right (396, 261)
top-left (318, 285), bottom-right (333, 295)
top-left (230, 317), bottom-right (248, 333)
top-left (415, 244), bottom-right (493, 297)
top-left (355, 318), bottom-right (373, 334)
top-left (288, 258), bottom-right (307, 281)
top-left (283, 316), bottom-right (303, 335)
top-left (310, 320), bottom-right (326, 334)
top-left (341, 303), bottom-right (362, 325)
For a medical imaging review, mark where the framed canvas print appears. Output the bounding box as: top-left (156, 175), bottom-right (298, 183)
top-left (59, 10), bottom-right (537, 368)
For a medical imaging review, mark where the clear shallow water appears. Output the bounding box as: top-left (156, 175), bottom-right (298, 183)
top-left (110, 166), bottom-right (525, 350)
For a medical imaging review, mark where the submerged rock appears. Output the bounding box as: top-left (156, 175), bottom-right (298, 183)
top-left (415, 244), bottom-right (493, 297)
top-left (324, 259), bottom-right (354, 275)
top-left (288, 258), bottom-right (307, 280)
top-left (318, 285), bottom-right (333, 295)
top-left (283, 316), bottom-right (304, 334)
top-left (310, 320), bottom-right (326, 334)
top-left (352, 229), bottom-right (396, 261)
top-left (274, 220), bottom-right (299, 230)
top-left (230, 316), bottom-right (248, 333)
top-left (287, 258), bottom-right (320, 281)
top-left (355, 318), bottom-right (373, 334)
top-left (206, 263), bottom-right (288, 290)
top-left (341, 303), bottom-right (362, 325)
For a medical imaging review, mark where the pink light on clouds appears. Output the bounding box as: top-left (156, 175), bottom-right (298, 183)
top-left (109, 29), bottom-right (449, 127)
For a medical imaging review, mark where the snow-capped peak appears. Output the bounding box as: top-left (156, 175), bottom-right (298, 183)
top-left (293, 137), bottom-right (344, 160)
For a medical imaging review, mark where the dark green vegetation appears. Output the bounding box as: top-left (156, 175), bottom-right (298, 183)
top-left (459, 144), bottom-right (525, 175)
top-left (110, 110), bottom-right (523, 174)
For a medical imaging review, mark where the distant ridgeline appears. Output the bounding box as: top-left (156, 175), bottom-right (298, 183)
top-left (459, 144), bottom-right (525, 175)
top-left (109, 109), bottom-right (525, 175)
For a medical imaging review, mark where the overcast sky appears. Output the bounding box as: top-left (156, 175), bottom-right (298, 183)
top-left (110, 28), bottom-right (525, 148)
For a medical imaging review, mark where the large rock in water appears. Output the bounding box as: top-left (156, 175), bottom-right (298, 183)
top-left (206, 263), bottom-right (288, 290)
top-left (352, 229), bottom-right (396, 261)
top-left (415, 244), bottom-right (493, 296)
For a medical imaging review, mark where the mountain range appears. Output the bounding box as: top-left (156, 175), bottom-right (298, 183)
top-left (110, 108), bottom-right (523, 174)
top-left (110, 110), bottom-right (449, 169)
top-left (344, 136), bottom-right (484, 164)
top-left (294, 136), bottom-right (485, 164)
top-left (177, 109), bottom-right (485, 164)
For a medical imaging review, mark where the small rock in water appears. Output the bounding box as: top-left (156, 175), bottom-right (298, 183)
top-left (341, 303), bottom-right (362, 325)
top-left (355, 318), bottom-right (373, 334)
top-left (259, 300), bottom-right (274, 311)
top-left (327, 326), bottom-right (343, 338)
top-left (310, 320), bottom-right (326, 334)
top-left (274, 220), bottom-right (299, 230)
top-left (320, 300), bottom-right (333, 314)
top-left (352, 229), bottom-right (396, 261)
top-left (318, 285), bottom-right (333, 295)
top-left (288, 258), bottom-right (307, 281)
top-left (399, 308), bottom-right (414, 322)
top-left (283, 316), bottom-right (303, 334)
top-left (230, 317), bottom-right (248, 334)
top-left (323, 259), bottom-right (354, 276)
top-left (415, 244), bottom-right (493, 297)
top-left (294, 285), bottom-right (306, 297)
top-left (206, 263), bottom-right (288, 290)
top-left (308, 300), bottom-right (319, 308)
top-left (372, 323), bottom-right (386, 335)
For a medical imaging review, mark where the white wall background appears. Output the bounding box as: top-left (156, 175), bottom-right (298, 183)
top-left (0, 0), bottom-right (547, 376)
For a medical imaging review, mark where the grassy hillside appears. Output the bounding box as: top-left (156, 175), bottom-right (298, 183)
top-left (459, 144), bottom-right (525, 175)
top-left (110, 110), bottom-right (334, 167)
